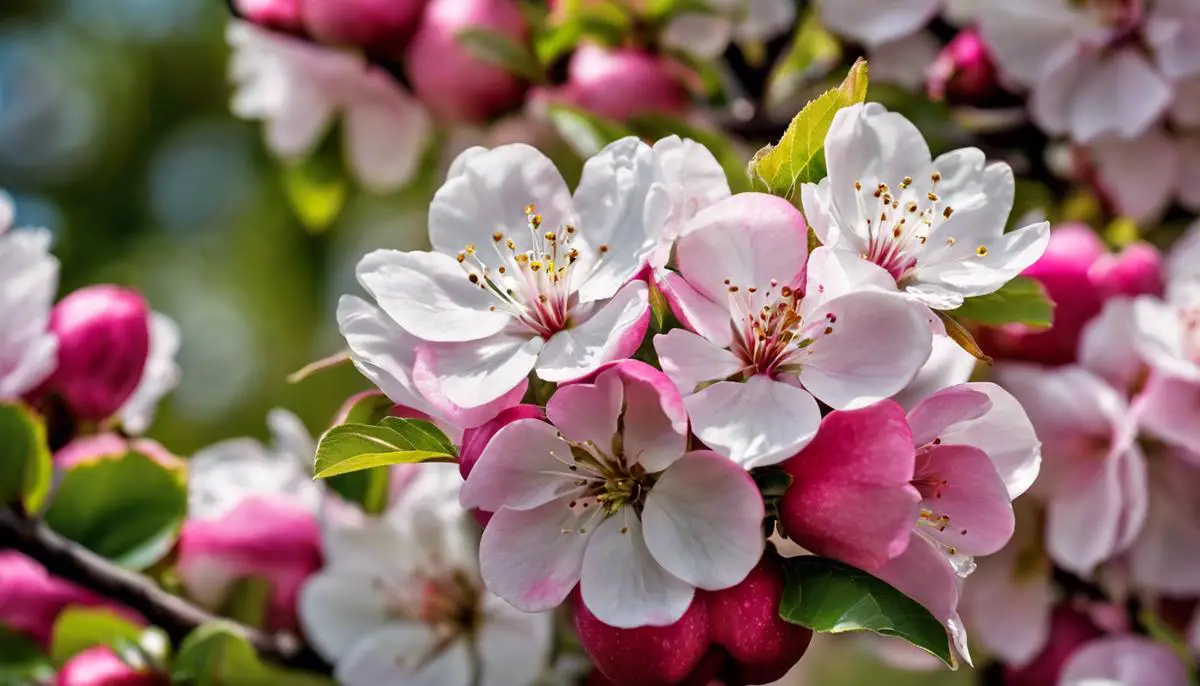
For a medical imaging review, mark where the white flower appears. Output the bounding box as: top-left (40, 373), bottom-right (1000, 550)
top-left (117, 312), bottom-right (181, 435)
top-left (300, 464), bottom-right (554, 686)
top-left (802, 102), bottom-right (1049, 311)
top-left (353, 138), bottom-right (669, 409)
top-left (649, 135), bottom-right (732, 270)
top-left (662, 0), bottom-right (797, 60)
top-left (227, 21), bottom-right (432, 193)
top-left (820, 0), bottom-right (942, 48)
top-left (0, 191), bottom-right (59, 399)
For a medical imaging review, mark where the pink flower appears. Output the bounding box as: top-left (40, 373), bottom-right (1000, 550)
top-left (56, 645), bottom-right (165, 686)
top-left (404, 0), bottom-right (528, 123)
top-left (1058, 636), bottom-right (1190, 686)
top-left (177, 498), bottom-right (323, 633)
top-left (302, 0), bottom-right (426, 52)
top-left (654, 193), bottom-right (932, 468)
top-left (46, 285), bottom-right (151, 422)
top-left (234, 0), bottom-right (302, 31)
top-left (1001, 606), bottom-right (1103, 685)
top-left (0, 552), bottom-right (137, 648)
top-left (1126, 448), bottom-right (1200, 595)
top-left (461, 361), bottom-right (764, 629)
top-left (555, 44), bottom-right (689, 122)
top-left (927, 29), bottom-right (1001, 104)
top-left (1091, 242), bottom-right (1165, 300)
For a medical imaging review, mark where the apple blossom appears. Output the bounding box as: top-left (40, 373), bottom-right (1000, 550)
top-left (554, 44), bottom-right (688, 122)
top-left (655, 193), bottom-right (932, 468)
top-left (649, 136), bottom-right (731, 271)
top-left (1001, 606), bottom-right (1103, 686)
top-left (56, 645), bottom-right (166, 686)
top-left (1058, 635), bottom-right (1191, 686)
top-left (46, 285), bottom-right (151, 423)
top-left (227, 22), bottom-right (432, 193)
top-left (661, 0), bottom-right (797, 60)
top-left (801, 103), bottom-right (1050, 312)
top-left (353, 138), bottom-right (668, 409)
top-left (405, 0), bottom-right (528, 123)
top-left (0, 192), bottom-right (58, 400)
top-left (300, 464), bottom-right (554, 686)
top-left (461, 361), bottom-right (764, 628)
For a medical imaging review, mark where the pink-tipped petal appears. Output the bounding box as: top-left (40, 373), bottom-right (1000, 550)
top-left (655, 270), bottom-right (734, 347)
top-left (459, 419), bottom-right (574, 512)
top-left (546, 368), bottom-right (624, 449)
top-left (537, 280), bottom-right (650, 383)
top-left (905, 386), bottom-right (992, 447)
top-left (458, 404), bottom-right (545, 480)
top-left (418, 333), bottom-right (542, 410)
top-left (478, 501), bottom-right (590, 613)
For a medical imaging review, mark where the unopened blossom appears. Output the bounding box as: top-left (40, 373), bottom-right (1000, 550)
top-left (1058, 636), bottom-right (1191, 686)
top-left (228, 22), bottom-right (432, 193)
top-left (552, 44), bottom-right (688, 122)
top-left (0, 192), bottom-right (59, 400)
top-left (927, 29), bottom-right (1001, 103)
top-left (301, 464), bottom-right (554, 686)
top-left (655, 193), bottom-right (932, 468)
top-left (233, 0), bottom-right (301, 31)
top-left (56, 645), bottom-right (166, 686)
top-left (302, 0), bottom-right (426, 52)
top-left (661, 0), bottom-right (797, 60)
top-left (461, 361), bottom-right (764, 628)
top-left (802, 103), bottom-right (1049, 312)
top-left (355, 138), bottom-right (668, 410)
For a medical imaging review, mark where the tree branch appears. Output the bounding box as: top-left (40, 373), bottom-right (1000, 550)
top-left (0, 507), bottom-right (332, 676)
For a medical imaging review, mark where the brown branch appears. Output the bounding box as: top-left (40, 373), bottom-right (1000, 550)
top-left (0, 507), bottom-right (332, 676)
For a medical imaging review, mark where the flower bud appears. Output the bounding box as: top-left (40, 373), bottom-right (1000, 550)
top-left (558, 44), bottom-right (688, 122)
top-left (233, 0), bottom-right (303, 31)
top-left (926, 29), bottom-right (999, 104)
top-left (0, 552), bottom-right (136, 648)
top-left (302, 0), bottom-right (427, 52)
top-left (1003, 606), bottom-right (1102, 686)
top-left (177, 498), bottom-right (323, 633)
top-left (1090, 242), bottom-right (1164, 299)
top-left (705, 553), bottom-right (812, 685)
top-left (48, 286), bottom-right (151, 422)
top-left (56, 646), bottom-right (165, 686)
top-left (976, 224), bottom-right (1106, 366)
top-left (54, 434), bottom-right (182, 471)
top-left (405, 0), bottom-right (528, 123)
top-left (573, 593), bottom-right (711, 686)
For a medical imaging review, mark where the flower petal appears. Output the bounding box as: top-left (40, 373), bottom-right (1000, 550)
top-left (890, 335), bottom-right (978, 411)
top-left (478, 501), bottom-right (591, 613)
top-left (819, 0), bottom-right (939, 47)
top-left (356, 249), bottom-right (509, 343)
top-left (937, 382), bottom-right (1042, 500)
top-left (684, 376), bottom-right (821, 469)
top-left (905, 386), bottom-right (992, 447)
top-left (873, 534), bottom-right (970, 665)
top-left (641, 450), bottom-right (765, 590)
top-left (650, 135), bottom-right (731, 268)
top-left (337, 626), bottom-right (471, 686)
top-left (580, 514), bottom-right (695, 628)
top-left (1059, 636), bottom-right (1190, 686)
top-left (653, 328), bottom-right (743, 398)
top-left (537, 280), bottom-right (649, 383)
top-left (605, 361), bottom-right (689, 473)
top-left (419, 333), bottom-right (542, 409)
top-left (1079, 297), bottom-right (1147, 392)
top-left (655, 271), bottom-right (733, 347)
top-left (476, 595), bottom-right (554, 686)
top-left (913, 444), bottom-right (1015, 557)
top-left (1129, 452), bottom-right (1200, 594)
top-left (1138, 374), bottom-right (1200, 455)
top-left (545, 366), bottom-right (623, 450)
top-left (460, 418), bottom-right (576, 512)
top-left (118, 312), bottom-right (181, 436)
top-left (343, 74), bottom-right (432, 193)
top-left (337, 295), bottom-right (428, 411)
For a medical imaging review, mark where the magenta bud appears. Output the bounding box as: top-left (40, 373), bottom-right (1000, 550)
top-left (234, 0), bottom-right (303, 31)
top-left (574, 593), bottom-right (711, 686)
top-left (559, 44), bottom-right (688, 122)
top-left (1090, 242), bottom-right (1164, 299)
top-left (1003, 606), bottom-right (1103, 686)
top-left (56, 646), bottom-right (165, 686)
top-left (926, 29), bottom-right (999, 104)
top-left (302, 0), bottom-right (427, 51)
top-left (405, 0), bottom-right (528, 123)
top-left (48, 286), bottom-right (151, 422)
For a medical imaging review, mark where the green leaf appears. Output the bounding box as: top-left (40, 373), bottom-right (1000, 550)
top-left (216, 577), bottom-right (273, 629)
top-left (950, 277), bottom-right (1055, 328)
top-left (324, 396), bottom-right (407, 514)
top-left (313, 419), bottom-right (456, 479)
top-left (545, 105), bottom-right (633, 159)
top-left (749, 58), bottom-right (869, 205)
top-left (282, 153), bottom-right (346, 234)
top-left (0, 402), bottom-right (52, 513)
top-left (766, 6), bottom-right (843, 107)
top-left (535, 0), bottom-right (630, 64)
top-left (456, 28), bottom-right (544, 82)
top-left (779, 556), bottom-right (956, 668)
top-left (936, 310), bottom-right (993, 364)
top-left (172, 623), bottom-right (333, 686)
top-left (0, 626), bottom-right (54, 684)
top-left (628, 114), bottom-right (751, 193)
top-left (44, 451), bottom-right (188, 570)
top-left (50, 608), bottom-right (144, 666)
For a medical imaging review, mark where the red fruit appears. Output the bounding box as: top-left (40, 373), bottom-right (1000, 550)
top-left (559, 44), bottom-right (688, 122)
top-left (574, 595), bottom-right (711, 686)
top-left (302, 0), bottom-right (427, 52)
top-left (705, 554), bottom-right (812, 685)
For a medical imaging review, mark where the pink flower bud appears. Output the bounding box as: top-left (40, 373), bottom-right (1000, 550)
top-left (926, 29), bottom-right (999, 104)
top-left (0, 552), bottom-right (138, 649)
top-left (1003, 606), bottom-right (1103, 686)
top-left (558, 44), bottom-right (688, 122)
top-left (48, 286), bottom-right (151, 422)
top-left (177, 498), bottom-right (323, 633)
top-left (56, 646), bottom-right (165, 686)
top-left (977, 224), bottom-right (1107, 366)
top-left (574, 593), bottom-right (712, 686)
top-left (458, 403), bottom-right (544, 480)
top-left (234, 0), bottom-right (303, 31)
top-left (705, 553), bottom-right (812, 685)
top-left (302, 0), bottom-right (427, 52)
top-left (405, 0), bottom-right (528, 123)
top-left (1090, 242), bottom-right (1164, 299)
top-left (54, 434), bottom-right (182, 471)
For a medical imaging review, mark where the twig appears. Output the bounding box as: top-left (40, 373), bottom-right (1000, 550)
top-left (0, 507), bottom-right (332, 676)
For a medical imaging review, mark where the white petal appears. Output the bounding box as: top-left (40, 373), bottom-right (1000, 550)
top-left (661, 14), bottom-right (734, 59)
top-left (650, 136), bottom-right (731, 268)
top-left (684, 376), bottom-right (821, 469)
top-left (1134, 297), bottom-right (1200, 380)
top-left (1066, 50), bottom-right (1172, 143)
top-left (356, 249), bottom-right (510, 343)
top-left (0, 227), bottom-right (59, 399)
top-left (801, 179), bottom-right (843, 248)
top-left (337, 627), bottom-right (472, 686)
top-left (117, 312), bottom-right (181, 435)
top-left (938, 382), bottom-right (1043, 500)
top-left (572, 137), bottom-right (669, 302)
top-left (536, 280), bottom-right (649, 383)
top-left (868, 33), bottom-right (943, 91)
top-left (641, 450), bottom-right (764, 589)
top-left (820, 0), bottom-right (940, 46)
top-left (976, 1), bottom-right (1090, 86)
top-left (916, 220), bottom-right (1050, 301)
top-left (478, 502), bottom-right (591, 613)
top-left (654, 328), bottom-right (743, 397)
top-left (476, 597), bottom-right (554, 686)
top-left (428, 143), bottom-right (575, 259)
top-left (1078, 298), bottom-right (1145, 391)
top-left (459, 418), bottom-right (577, 512)
top-left (422, 333), bottom-right (543, 409)
top-left (336, 295), bottom-right (428, 412)
top-left (580, 515), bottom-right (695, 628)
top-left (1090, 130), bottom-right (1180, 225)
top-left (343, 74), bottom-right (432, 193)
top-left (299, 570), bottom-right (392, 659)
top-left (890, 335), bottom-right (978, 411)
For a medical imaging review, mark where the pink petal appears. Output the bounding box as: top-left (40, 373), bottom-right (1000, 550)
top-left (459, 418), bottom-right (576, 512)
top-left (546, 366), bottom-right (624, 449)
top-left (780, 400), bottom-right (921, 570)
top-left (874, 533), bottom-right (960, 626)
top-left (641, 450), bottom-right (765, 590)
top-left (1059, 636), bottom-right (1190, 686)
top-left (478, 501), bottom-right (591, 613)
top-left (655, 270), bottom-right (734, 348)
top-left (913, 444), bottom-right (1015, 557)
top-left (654, 328), bottom-right (743, 398)
top-left (580, 515), bottom-right (695, 628)
top-left (905, 386), bottom-right (992, 447)
top-left (458, 404), bottom-right (544, 480)
top-left (603, 360), bottom-right (689, 473)
top-left (1137, 373), bottom-right (1200, 455)
top-left (1128, 452), bottom-right (1200, 594)
top-left (537, 280), bottom-right (650, 383)
top-left (935, 382), bottom-right (1041, 499)
top-left (961, 533), bottom-right (1053, 667)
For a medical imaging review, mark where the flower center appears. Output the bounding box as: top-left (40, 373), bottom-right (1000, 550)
top-left (456, 204), bottom-right (608, 339)
top-left (851, 173), bottom-right (983, 284)
top-left (724, 280), bottom-right (835, 377)
top-left (549, 431), bottom-right (654, 537)
top-left (374, 567), bottom-right (482, 672)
